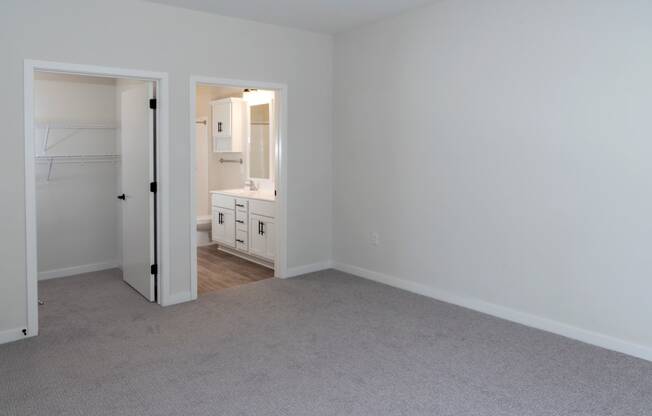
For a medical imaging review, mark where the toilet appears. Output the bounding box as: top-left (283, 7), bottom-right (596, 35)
top-left (196, 215), bottom-right (212, 246)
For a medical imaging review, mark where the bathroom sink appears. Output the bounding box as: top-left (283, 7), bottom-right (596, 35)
top-left (228, 189), bottom-right (259, 197)
top-left (210, 188), bottom-right (275, 201)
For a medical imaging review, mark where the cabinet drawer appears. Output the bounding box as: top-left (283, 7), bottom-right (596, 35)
top-left (212, 194), bottom-right (235, 210)
top-left (235, 209), bottom-right (247, 223)
top-left (235, 230), bottom-right (248, 251)
top-left (250, 199), bottom-right (275, 218)
top-left (235, 198), bottom-right (248, 212)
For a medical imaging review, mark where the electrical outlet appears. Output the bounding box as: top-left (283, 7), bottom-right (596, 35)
top-left (370, 232), bottom-right (380, 246)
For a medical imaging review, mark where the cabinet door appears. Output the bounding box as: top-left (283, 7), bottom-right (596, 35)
top-left (213, 102), bottom-right (231, 139)
top-left (249, 214), bottom-right (275, 261)
top-left (212, 208), bottom-right (235, 248)
top-left (212, 209), bottom-right (221, 242)
top-left (249, 215), bottom-right (265, 258)
top-left (263, 219), bottom-right (275, 260)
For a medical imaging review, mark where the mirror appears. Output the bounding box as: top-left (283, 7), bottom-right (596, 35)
top-left (248, 103), bottom-right (271, 180)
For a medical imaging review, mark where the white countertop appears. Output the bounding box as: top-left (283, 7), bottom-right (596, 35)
top-left (210, 188), bottom-right (275, 202)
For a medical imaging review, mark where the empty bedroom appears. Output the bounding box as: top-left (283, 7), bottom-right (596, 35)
top-left (1, 1), bottom-right (651, 415)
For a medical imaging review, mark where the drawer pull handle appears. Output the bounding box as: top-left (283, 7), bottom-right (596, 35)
top-left (236, 220), bottom-right (244, 224)
top-left (236, 203), bottom-right (245, 208)
top-left (236, 239), bottom-right (245, 244)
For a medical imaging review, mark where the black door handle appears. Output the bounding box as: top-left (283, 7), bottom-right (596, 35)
top-left (117, 194), bottom-right (126, 200)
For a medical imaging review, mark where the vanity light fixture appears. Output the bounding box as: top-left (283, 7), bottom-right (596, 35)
top-left (242, 88), bottom-right (274, 105)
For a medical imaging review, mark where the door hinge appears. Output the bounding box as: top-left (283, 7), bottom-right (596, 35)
top-left (150, 264), bottom-right (158, 275)
top-left (149, 98), bottom-right (157, 110)
top-left (150, 181), bottom-right (157, 193)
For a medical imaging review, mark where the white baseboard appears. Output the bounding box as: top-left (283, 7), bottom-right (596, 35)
top-left (332, 262), bottom-right (652, 363)
top-left (218, 246), bottom-right (274, 269)
top-left (38, 261), bottom-right (120, 280)
top-left (0, 327), bottom-right (29, 345)
top-left (197, 241), bottom-right (218, 248)
top-left (285, 260), bottom-right (333, 278)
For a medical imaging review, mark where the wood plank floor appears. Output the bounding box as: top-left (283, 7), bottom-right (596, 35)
top-left (197, 245), bottom-right (274, 294)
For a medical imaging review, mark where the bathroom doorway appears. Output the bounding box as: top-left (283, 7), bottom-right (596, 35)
top-left (23, 61), bottom-right (170, 338)
top-left (189, 77), bottom-right (287, 297)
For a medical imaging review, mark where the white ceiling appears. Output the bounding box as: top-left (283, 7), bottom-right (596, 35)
top-left (147, 0), bottom-right (434, 34)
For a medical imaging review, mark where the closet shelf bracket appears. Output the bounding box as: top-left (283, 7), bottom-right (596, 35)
top-left (43, 125), bottom-right (50, 153)
top-left (46, 158), bottom-right (54, 182)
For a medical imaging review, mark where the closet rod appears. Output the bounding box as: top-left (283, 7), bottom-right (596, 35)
top-left (36, 155), bottom-right (120, 182)
top-left (35, 121), bottom-right (120, 129)
top-left (35, 154), bottom-right (120, 160)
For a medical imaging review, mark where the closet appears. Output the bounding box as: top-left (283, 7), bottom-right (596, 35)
top-left (34, 72), bottom-right (157, 302)
top-left (35, 73), bottom-right (122, 279)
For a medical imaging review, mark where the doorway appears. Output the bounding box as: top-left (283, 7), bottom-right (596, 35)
top-left (189, 77), bottom-right (288, 298)
top-left (23, 60), bottom-right (170, 338)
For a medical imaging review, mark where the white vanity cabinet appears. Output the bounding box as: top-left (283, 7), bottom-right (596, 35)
top-left (211, 191), bottom-right (275, 266)
top-left (211, 97), bottom-right (247, 153)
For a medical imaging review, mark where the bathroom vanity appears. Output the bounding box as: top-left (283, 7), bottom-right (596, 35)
top-left (208, 92), bottom-right (277, 269)
top-left (211, 189), bottom-right (275, 267)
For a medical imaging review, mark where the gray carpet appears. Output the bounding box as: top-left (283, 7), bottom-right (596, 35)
top-left (1, 269), bottom-right (651, 416)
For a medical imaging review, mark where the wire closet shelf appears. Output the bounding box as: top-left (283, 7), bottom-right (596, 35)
top-left (34, 120), bottom-right (121, 181)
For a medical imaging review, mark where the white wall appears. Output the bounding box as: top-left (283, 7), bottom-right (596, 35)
top-left (333, 0), bottom-right (652, 359)
top-left (35, 74), bottom-right (120, 279)
top-left (0, 0), bottom-right (332, 338)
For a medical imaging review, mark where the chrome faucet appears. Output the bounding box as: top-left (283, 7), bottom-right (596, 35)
top-left (245, 179), bottom-right (258, 191)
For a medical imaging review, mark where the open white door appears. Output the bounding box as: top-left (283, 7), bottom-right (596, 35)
top-left (119, 82), bottom-right (156, 302)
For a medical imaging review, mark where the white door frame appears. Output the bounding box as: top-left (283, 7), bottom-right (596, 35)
top-left (189, 76), bottom-right (289, 299)
top-left (23, 59), bottom-right (171, 338)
